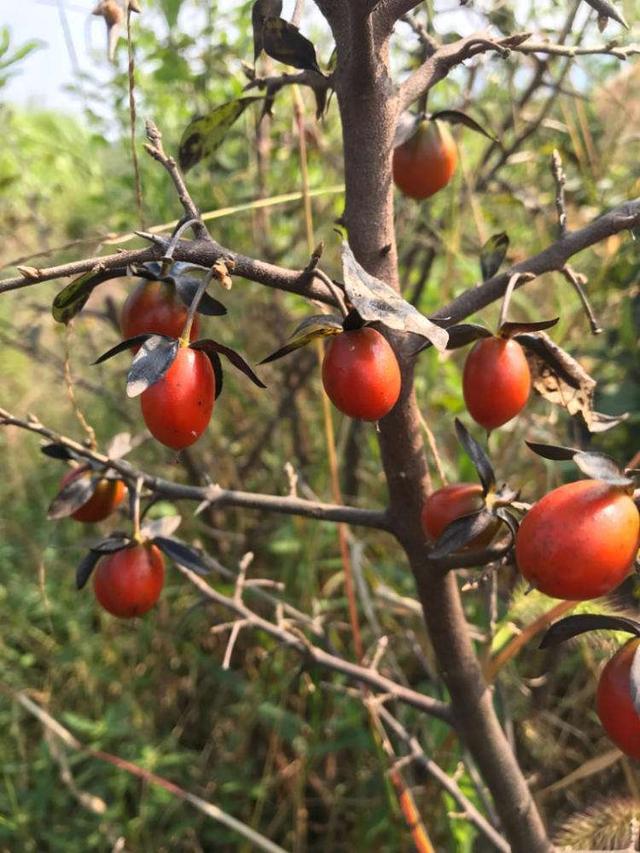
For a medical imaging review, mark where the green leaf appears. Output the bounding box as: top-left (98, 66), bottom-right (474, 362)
top-left (262, 17), bottom-right (322, 74)
top-left (178, 97), bottom-right (263, 173)
top-left (52, 268), bottom-right (125, 324)
top-left (480, 233), bottom-right (509, 281)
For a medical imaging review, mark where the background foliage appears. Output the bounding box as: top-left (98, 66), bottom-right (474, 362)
top-left (0, 1), bottom-right (639, 849)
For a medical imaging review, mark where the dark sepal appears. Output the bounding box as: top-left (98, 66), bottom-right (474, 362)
top-left (126, 335), bottom-right (180, 398)
top-left (431, 110), bottom-right (498, 143)
top-left (445, 323), bottom-right (493, 350)
top-left (341, 309), bottom-right (365, 331)
top-left (539, 614), bottom-right (640, 649)
top-left (494, 506), bottom-right (519, 541)
top-left (499, 318), bottom-right (559, 338)
top-left (41, 443), bottom-right (82, 463)
top-left (428, 509), bottom-right (496, 560)
top-left (454, 418), bottom-right (496, 496)
top-left (52, 267), bottom-right (127, 325)
top-left (76, 550), bottom-right (101, 590)
top-left (172, 264), bottom-right (227, 316)
top-left (479, 233), bottom-right (509, 281)
top-left (525, 440), bottom-right (578, 461)
top-left (90, 534), bottom-right (133, 554)
top-left (259, 315), bottom-right (343, 364)
top-left (154, 536), bottom-right (210, 575)
top-left (48, 474), bottom-right (99, 520)
top-left (191, 340), bottom-right (266, 388)
top-left (94, 334), bottom-right (154, 365)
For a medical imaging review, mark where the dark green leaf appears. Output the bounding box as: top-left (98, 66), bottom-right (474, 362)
top-left (155, 536), bottom-right (210, 575)
top-left (480, 233), bottom-right (509, 281)
top-left (573, 451), bottom-right (632, 486)
top-left (428, 510), bottom-right (495, 559)
top-left (431, 110), bottom-right (497, 142)
top-left (445, 323), bottom-right (493, 350)
top-left (341, 242), bottom-right (448, 351)
top-left (262, 16), bottom-right (322, 73)
top-left (539, 614), bottom-right (640, 649)
top-left (127, 335), bottom-right (180, 398)
top-left (76, 550), bottom-right (101, 590)
top-left (499, 318), bottom-right (559, 337)
top-left (94, 334), bottom-right (153, 364)
top-left (252, 0), bottom-right (283, 60)
top-left (48, 474), bottom-right (98, 520)
top-left (178, 97), bottom-right (263, 172)
top-left (191, 340), bottom-right (266, 388)
top-left (525, 440), bottom-right (577, 461)
top-left (259, 315), bottom-right (343, 364)
top-left (52, 268), bottom-right (125, 324)
top-left (454, 418), bottom-right (496, 495)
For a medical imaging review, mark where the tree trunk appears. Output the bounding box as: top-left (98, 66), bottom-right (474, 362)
top-left (332, 14), bottom-right (552, 853)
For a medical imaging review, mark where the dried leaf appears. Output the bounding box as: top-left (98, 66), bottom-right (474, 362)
top-left (90, 535), bottom-right (132, 554)
top-left (499, 318), bottom-right (558, 337)
top-left (573, 451), bottom-right (632, 486)
top-left (106, 432), bottom-right (133, 460)
top-left (41, 443), bottom-right (80, 462)
top-left (140, 515), bottom-right (182, 540)
top-left (92, 0), bottom-right (124, 61)
top-left (262, 16), bottom-right (322, 73)
top-left (517, 331), bottom-right (629, 433)
top-left (525, 440), bottom-right (577, 461)
top-left (131, 261), bottom-right (227, 316)
top-left (76, 550), bottom-right (101, 590)
top-left (393, 111), bottom-right (420, 148)
top-left (126, 335), bottom-right (179, 398)
top-left (94, 334), bottom-right (153, 364)
top-left (480, 232), bottom-right (509, 281)
top-left (341, 242), bottom-right (448, 351)
top-left (178, 97), bottom-right (263, 173)
top-left (583, 0), bottom-right (628, 28)
top-left (445, 323), bottom-right (493, 350)
top-left (539, 614), bottom-right (640, 649)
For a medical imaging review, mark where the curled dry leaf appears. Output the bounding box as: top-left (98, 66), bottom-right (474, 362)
top-left (341, 242), bottom-right (448, 351)
top-left (516, 331), bottom-right (629, 433)
top-left (92, 0), bottom-right (124, 61)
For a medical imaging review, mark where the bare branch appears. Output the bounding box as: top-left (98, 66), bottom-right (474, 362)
top-left (0, 408), bottom-right (392, 531)
top-left (551, 149), bottom-right (568, 238)
top-left (174, 562), bottom-right (452, 722)
top-left (432, 197), bottom-right (640, 326)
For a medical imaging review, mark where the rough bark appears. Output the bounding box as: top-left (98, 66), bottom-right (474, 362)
top-left (332, 12), bottom-right (553, 853)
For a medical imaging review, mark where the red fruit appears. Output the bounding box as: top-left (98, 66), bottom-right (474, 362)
top-left (421, 482), bottom-right (496, 548)
top-left (393, 120), bottom-right (458, 200)
top-left (515, 479), bottom-right (640, 600)
top-left (462, 337), bottom-right (531, 430)
top-left (61, 466), bottom-right (126, 523)
top-left (93, 543), bottom-right (165, 618)
top-left (140, 345), bottom-right (215, 450)
top-left (321, 328), bottom-right (401, 421)
top-left (596, 638), bottom-right (640, 760)
top-left (120, 280), bottom-right (200, 349)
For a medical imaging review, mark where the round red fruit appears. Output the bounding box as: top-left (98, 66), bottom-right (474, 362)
top-left (140, 346), bottom-right (215, 450)
top-left (321, 328), bottom-right (401, 421)
top-left (93, 543), bottom-right (165, 618)
top-left (596, 638), bottom-right (640, 760)
top-left (421, 482), bottom-right (496, 548)
top-left (120, 279), bottom-right (200, 349)
top-left (61, 466), bottom-right (126, 523)
top-left (515, 479), bottom-right (640, 600)
top-left (462, 337), bottom-right (530, 431)
top-left (393, 119), bottom-right (457, 200)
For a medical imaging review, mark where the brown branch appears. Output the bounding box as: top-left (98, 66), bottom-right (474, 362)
top-left (174, 562), bottom-right (452, 722)
top-left (432, 196), bottom-right (640, 326)
top-left (0, 407), bottom-right (392, 532)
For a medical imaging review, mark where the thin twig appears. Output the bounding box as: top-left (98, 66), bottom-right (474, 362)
top-left (551, 149), bottom-right (568, 237)
top-left (126, 8), bottom-right (144, 227)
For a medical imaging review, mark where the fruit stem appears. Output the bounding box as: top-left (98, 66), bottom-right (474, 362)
top-left (179, 264), bottom-right (215, 346)
top-left (313, 269), bottom-right (349, 317)
top-left (131, 476), bottom-right (144, 542)
top-left (162, 217), bottom-right (201, 268)
top-left (497, 271), bottom-right (523, 333)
